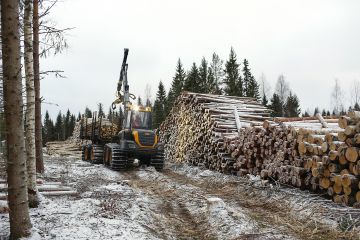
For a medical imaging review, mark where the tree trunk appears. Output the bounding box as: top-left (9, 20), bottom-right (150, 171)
top-left (1, 0), bottom-right (32, 237)
top-left (24, 0), bottom-right (39, 208)
top-left (33, 0), bottom-right (44, 173)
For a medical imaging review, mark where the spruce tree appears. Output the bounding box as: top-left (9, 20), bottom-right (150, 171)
top-left (137, 96), bottom-right (143, 106)
top-left (262, 94), bottom-right (268, 106)
top-left (326, 110), bottom-right (331, 116)
top-left (313, 107), bottom-right (319, 117)
top-left (209, 52), bottom-right (224, 94)
top-left (355, 102), bottom-right (360, 111)
top-left (54, 111), bottom-right (63, 140)
top-left (223, 48), bottom-right (242, 96)
top-left (206, 67), bottom-right (218, 94)
top-left (85, 107), bottom-right (92, 118)
top-left (43, 111), bottom-right (54, 144)
top-left (98, 103), bottom-right (105, 118)
top-left (303, 111), bottom-right (310, 117)
top-left (167, 59), bottom-right (186, 108)
top-left (248, 76), bottom-right (260, 100)
top-left (107, 107), bottom-right (113, 120)
top-left (284, 92), bottom-right (300, 117)
top-left (183, 63), bottom-right (200, 92)
top-left (77, 112), bottom-right (81, 121)
top-left (69, 114), bottom-right (76, 137)
top-left (64, 109), bottom-right (71, 139)
top-left (321, 109), bottom-right (326, 116)
top-left (171, 58), bottom-right (186, 96)
top-left (153, 81), bottom-right (167, 128)
top-left (242, 59), bottom-right (251, 96)
top-left (198, 57), bottom-right (208, 93)
top-left (269, 93), bottom-right (283, 117)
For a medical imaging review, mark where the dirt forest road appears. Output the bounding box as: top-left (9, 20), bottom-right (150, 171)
top-left (1, 143), bottom-right (359, 239)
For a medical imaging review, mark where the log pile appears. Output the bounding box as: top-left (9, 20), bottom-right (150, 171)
top-left (159, 92), bottom-right (270, 173)
top-left (80, 117), bottom-right (118, 140)
top-left (160, 92), bottom-right (360, 206)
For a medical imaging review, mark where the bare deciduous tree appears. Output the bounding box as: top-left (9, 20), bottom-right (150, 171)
top-left (275, 74), bottom-right (290, 103)
top-left (1, 0), bottom-right (32, 237)
top-left (259, 73), bottom-right (270, 99)
top-left (24, 0), bottom-right (39, 207)
top-left (331, 79), bottom-right (344, 115)
top-left (350, 79), bottom-right (360, 107)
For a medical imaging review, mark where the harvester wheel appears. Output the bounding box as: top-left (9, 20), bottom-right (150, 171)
top-left (150, 149), bottom-right (165, 170)
top-left (90, 145), bottom-right (104, 164)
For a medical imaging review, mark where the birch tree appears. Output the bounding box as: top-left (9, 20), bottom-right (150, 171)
top-left (24, 0), bottom-right (39, 207)
top-left (1, 0), bottom-right (32, 237)
top-left (275, 74), bottom-right (290, 104)
top-left (331, 79), bottom-right (344, 115)
top-left (350, 79), bottom-right (360, 108)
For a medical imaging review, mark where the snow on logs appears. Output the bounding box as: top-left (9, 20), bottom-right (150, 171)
top-left (159, 92), bottom-right (360, 207)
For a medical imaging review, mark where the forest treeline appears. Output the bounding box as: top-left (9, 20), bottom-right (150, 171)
top-left (49, 47), bottom-right (360, 135)
top-left (151, 47), bottom-right (302, 128)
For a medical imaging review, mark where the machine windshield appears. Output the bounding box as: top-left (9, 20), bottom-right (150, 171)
top-left (131, 111), bottom-right (152, 129)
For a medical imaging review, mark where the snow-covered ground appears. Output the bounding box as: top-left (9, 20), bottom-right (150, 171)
top-left (1, 148), bottom-right (359, 239)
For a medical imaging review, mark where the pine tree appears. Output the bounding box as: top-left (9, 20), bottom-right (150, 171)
top-left (85, 107), bottom-right (92, 118)
top-left (284, 92), bottom-right (300, 117)
top-left (209, 52), bottom-right (224, 94)
top-left (77, 112), bottom-right (81, 121)
top-left (223, 48), bottom-right (242, 96)
top-left (183, 63), bottom-right (200, 92)
top-left (326, 110), bottom-right (331, 116)
top-left (269, 93), bottom-right (283, 117)
top-left (98, 103), bottom-right (105, 118)
top-left (153, 81), bottom-right (167, 128)
top-left (321, 109), bottom-right (326, 116)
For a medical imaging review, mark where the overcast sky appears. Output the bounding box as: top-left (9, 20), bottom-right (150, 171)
top-left (42, 0), bottom-right (360, 118)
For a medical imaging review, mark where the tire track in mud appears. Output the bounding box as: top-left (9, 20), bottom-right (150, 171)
top-left (122, 170), bottom-right (214, 240)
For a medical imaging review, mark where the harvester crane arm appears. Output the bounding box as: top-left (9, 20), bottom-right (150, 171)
top-left (112, 48), bottom-right (135, 110)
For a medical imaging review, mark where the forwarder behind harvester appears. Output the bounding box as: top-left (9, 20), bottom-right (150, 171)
top-left (80, 48), bottom-right (165, 170)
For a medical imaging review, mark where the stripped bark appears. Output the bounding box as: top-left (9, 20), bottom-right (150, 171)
top-left (1, 0), bottom-right (32, 237)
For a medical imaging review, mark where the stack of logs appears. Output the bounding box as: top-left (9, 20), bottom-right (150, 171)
top-left (80, 117), bottom-right (118, 140)
top-left (160, 92), bottom-right (360, 206)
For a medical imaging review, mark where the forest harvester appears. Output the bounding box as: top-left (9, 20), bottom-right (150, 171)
top-left (80, 48), bottom-right (164, 170)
